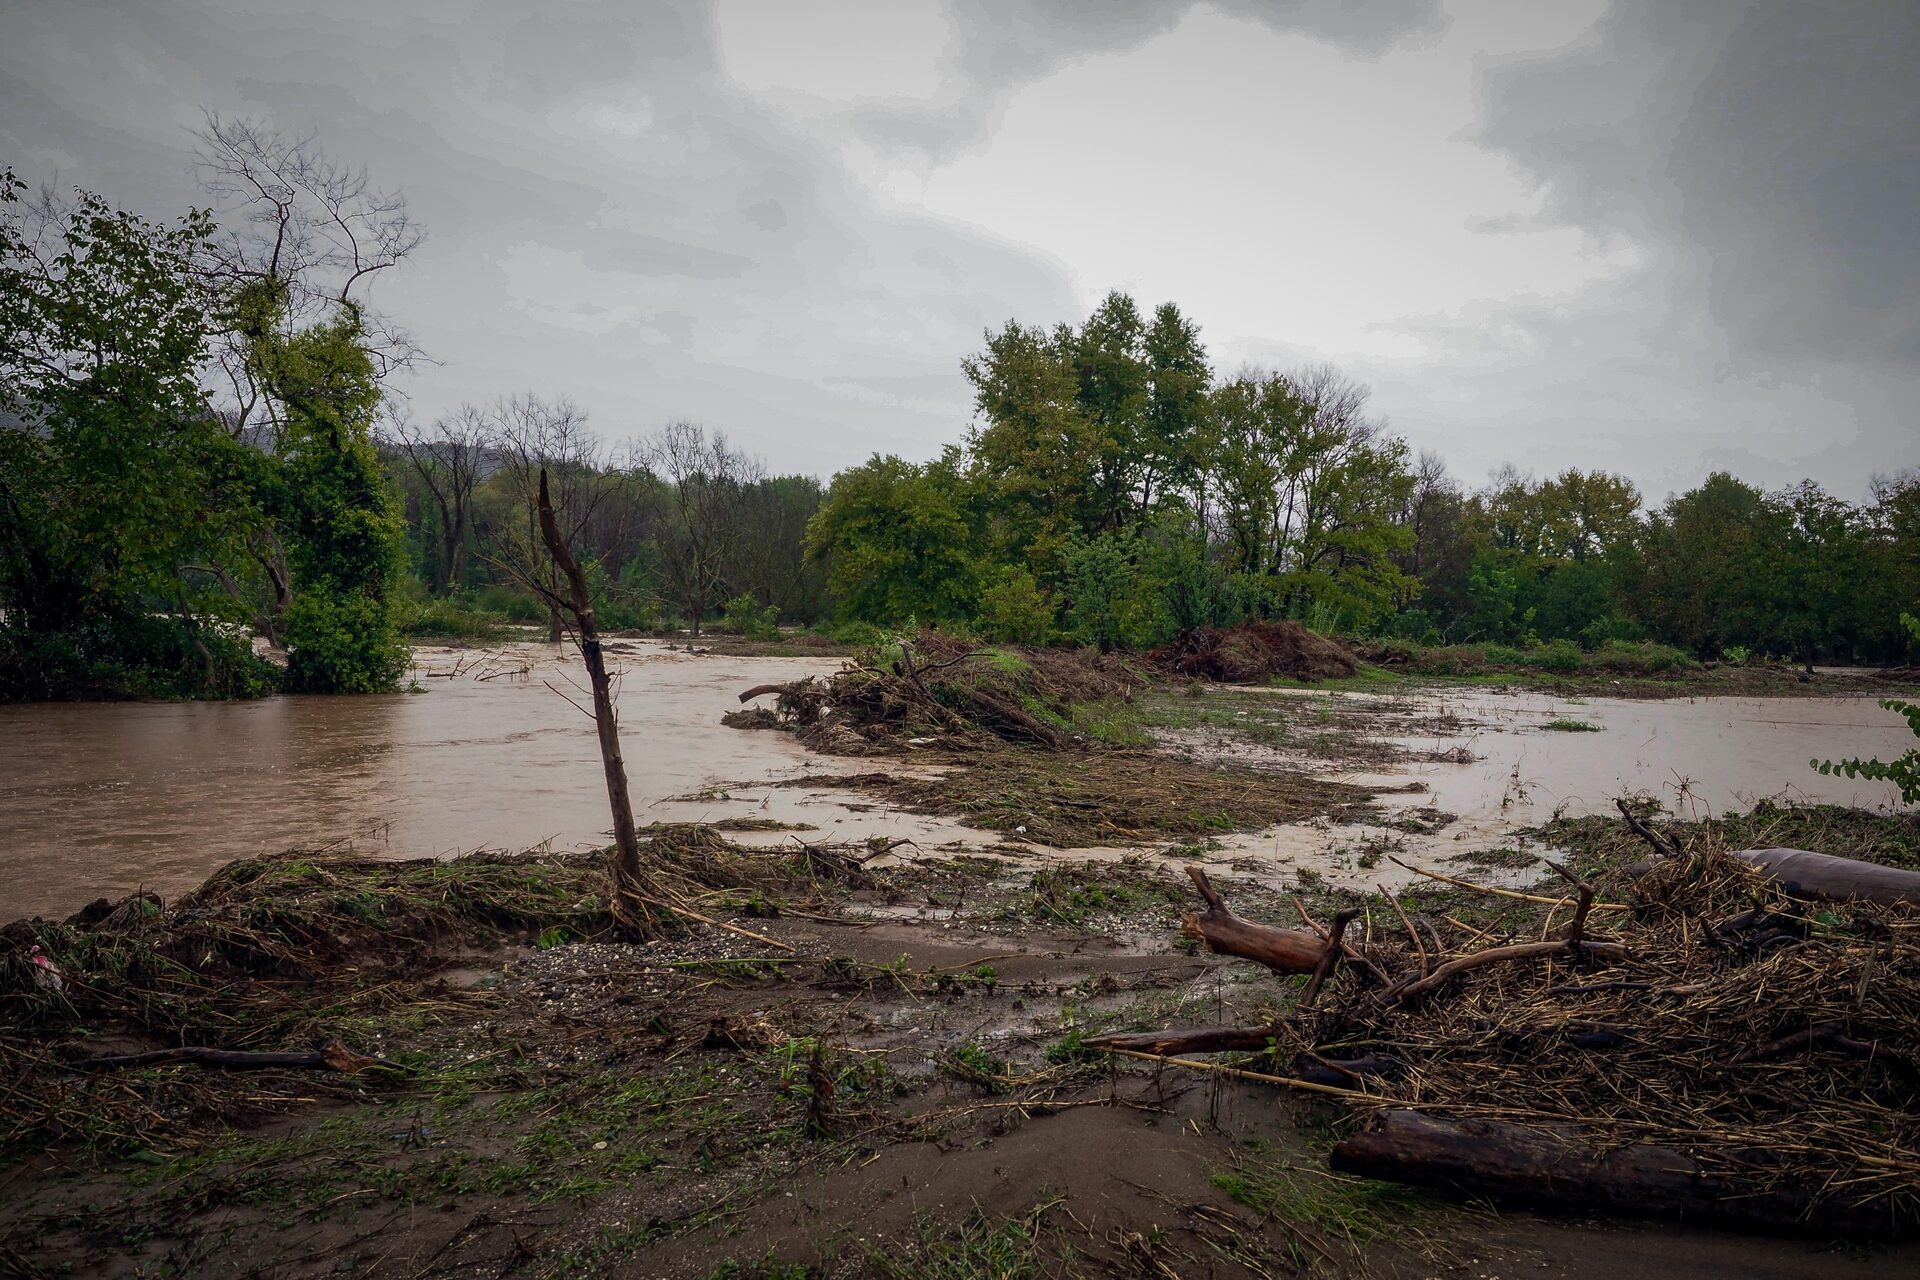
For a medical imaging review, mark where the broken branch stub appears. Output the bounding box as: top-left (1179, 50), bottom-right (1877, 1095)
top-left (1180, 866), bottom-right (1328, 975)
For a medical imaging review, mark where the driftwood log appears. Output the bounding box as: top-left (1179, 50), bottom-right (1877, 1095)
top-left (1179, 867), bottom-right (1328, 974)
top-left (1331, 1110), bottom-right (1910, 1238)
top-left (1730, 847), bottom-right (1920, 907)
top-left (1616, 798), bottom-right (1920, 906)
top-left (70, 1038), bottom-right (405, 1074)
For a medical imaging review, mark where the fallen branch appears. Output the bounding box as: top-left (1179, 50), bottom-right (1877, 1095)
top-left (1301, 908), bottom-right (1361, 1006)
top-left (1085, 1026), bottom-right (1278, 1056)
top-left (1615, 797), bottom-right (1686, 861)
top-left (1098, 1047), bottom-right (1379, 1101)
top-left (1385, 938), bottom-right (1627, 1004)
top-left (70, 1038), bottom-right (406, 1075)
top-left (738, 683), bottom-right (787, 703)
top-left (1387, 856), bottom-right (1628, 911)
top-left (1728, 1021), bottom-right (1914, 1070)
top-left (1332, 1110), bottom-right (1911, 1239)
top-left (1180, 867), bottom-right (1328, 975)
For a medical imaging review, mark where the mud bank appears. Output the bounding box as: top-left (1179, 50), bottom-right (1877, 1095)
top-left (6, 829), bottom-right (1919, 1279)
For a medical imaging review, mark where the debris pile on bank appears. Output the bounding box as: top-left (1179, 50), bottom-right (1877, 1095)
top-left (730, 632), bottom-right (1144, 754)
top-left (1152, 621), bottom-right (1358, 683)
top-left (1094, 824), bottom-right (1920, 1237)
top-left (0, 830), bottom-right (834, 1151)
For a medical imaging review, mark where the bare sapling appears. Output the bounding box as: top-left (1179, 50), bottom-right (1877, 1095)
top-left (531, 467), bottom-right (655, 932)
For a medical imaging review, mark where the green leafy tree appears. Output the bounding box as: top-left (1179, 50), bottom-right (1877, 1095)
top-left (805, 450), bottom-right (982, 625)
top-left (1757, 481), bottom-right (1869, 671)
top-left (976, 565), bottom-right (1052, 644)
top-left (1061, 529), bottom-right (1154, 651)
top-left (1636, 473), bottom-right (1770, 655)
top-left (244, 295), bottom-right (406, 692)
top-left (0, 170), bottom-right (272, 697)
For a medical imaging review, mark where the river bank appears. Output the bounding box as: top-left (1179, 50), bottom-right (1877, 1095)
top-left (4, 806), bottom-right (1918, 1279)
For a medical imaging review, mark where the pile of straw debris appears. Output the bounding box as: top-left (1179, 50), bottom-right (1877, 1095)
top-left (1101, 829), bottom-right (1920, 1236)
top-left (731, 632), bottom-right (1143, 754)
top-left (1151, 621), bottom-right (1358, 683)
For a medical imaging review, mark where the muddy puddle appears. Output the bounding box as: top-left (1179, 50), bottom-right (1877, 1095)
top-left (0, 641), bottom-right (982, 919)
top-left (4, 647), bottom-right (1915, 919)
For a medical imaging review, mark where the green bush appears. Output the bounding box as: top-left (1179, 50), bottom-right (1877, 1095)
top-left (473, 585), bottom-right (547, 623)
top-left (976, 566), bottom-right (1052, 645)
top-left (0, 613), bottom-right (279, 702)
top-left (1530, 639), bottom-right (1582, 674)
top-left (283, 592), bottom-right (407, 694)
top-left (816, 619), bottom-right (885, 647)
top-left (394, 580), bottom-right (510, 640)
top-left (1813, 614), bottom-right (1920, 804)
top-left (719, 593), bottom-right (780, 640)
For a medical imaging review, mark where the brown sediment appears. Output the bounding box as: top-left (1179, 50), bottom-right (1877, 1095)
top-left (7, 820), bottom-right (1920, 1277)
top-left (1152, 620), bottom-right (1359, 683)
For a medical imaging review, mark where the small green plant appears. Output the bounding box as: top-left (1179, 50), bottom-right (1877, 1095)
top-left (705, 1255), bottom-right (811, 1280)
top-left (1812, 613), bottom-right (1920, 804)
top-left (1813, 698), bottom-right (1920, 804)
top-left (1721, 644), bottom-right (1752, 665)
top-left (1542, 717), bottom-right (1602, 732)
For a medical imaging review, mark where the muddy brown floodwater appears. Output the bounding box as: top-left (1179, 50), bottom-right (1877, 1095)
top-left (1207, 685), bottom-right (1918, 892)
top-left (3, 644), bottom-right (1915, 920)
top-left (0, 642), bottom-right (986, 919)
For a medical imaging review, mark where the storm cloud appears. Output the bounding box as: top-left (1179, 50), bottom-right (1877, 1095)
top-left (1, 1), bottom-right (1914, 496)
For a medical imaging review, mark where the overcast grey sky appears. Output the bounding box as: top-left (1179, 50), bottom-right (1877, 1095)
top-left (2, 1), bottom-right (1915, 500)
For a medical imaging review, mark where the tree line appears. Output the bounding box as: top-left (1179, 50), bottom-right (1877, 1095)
top-left (383, 402), bottom-right (826, 639)
top-left (5, 127), bottom-right (1915, 703)
top-left (805, 291), bottom-right (1919, 666)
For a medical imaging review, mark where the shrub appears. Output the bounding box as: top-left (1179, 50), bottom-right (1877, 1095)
top-left (283, 592), bottom-right (407, 694)
top-left (719, 593), bottom-right (780, 640)
top-left (395, 581), bottom-right (510, 640)
top-left (1530, 639), bottom-right (1582, 674)
top-left (473, 585), bottom-right (547, 623)
top-left (1813, 614), bottom-right (1920, 803)
top-left (976, 566), bottom-right (1052, 645)
top-left (0, 613), bottom-right (279, 702)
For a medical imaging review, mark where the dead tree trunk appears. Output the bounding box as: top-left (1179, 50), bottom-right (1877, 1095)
top-left (1181, 867), bottom-right (1330, 975)
top-left (1332, 1110), bottom-right (1908, 1239)
top-left (534, 468), bottom-right (647, 925)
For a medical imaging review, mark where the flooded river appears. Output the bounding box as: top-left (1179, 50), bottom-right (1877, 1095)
top-left (1209, 685), bottom-right (1917, 891)
top-left (0, 642), bottom-right (980, 919)
top-left (2, 644), bottom-right (1914, 918)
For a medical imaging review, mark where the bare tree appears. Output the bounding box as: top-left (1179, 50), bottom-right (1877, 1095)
top-left (188, 116), bottom-right (425, 649)
top-left (194, 113), bottom-right (426, 438)
top-left (489, 394), bottom-right (610, 641)
top-left (641, 421), bottom-right (764, 635)
top-left (388, 404), bottom-right (488, 592)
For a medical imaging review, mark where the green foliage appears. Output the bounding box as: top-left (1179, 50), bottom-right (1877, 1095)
top-left (976, 565), bottom-right (1052, 644)
top-left (1211, 1147), bottom-right (1428, 1260)
top-left (1532, 638), bottom-right (1582, 674)
top-left (719, 592), bottom-right (780, 639)
top-left (251, 304), bottom-right (406, 693)
top-left (1813, 617), bottom-right (1920, 803)
top-left (0, 614), bottom-right (277, 702)
top-left (805, 450), bottom-right (981, 625)
top-left (0, 171), bottom-right (278, 698)
top-left (1060, 529), bottom-right (1154, 651)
